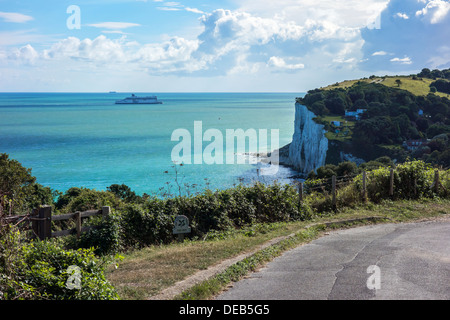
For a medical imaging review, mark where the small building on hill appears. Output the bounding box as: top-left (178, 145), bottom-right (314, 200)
top-left (345, 109), bottom-right (367, 120)
top-left (402, 139), bottom-right (429, 151)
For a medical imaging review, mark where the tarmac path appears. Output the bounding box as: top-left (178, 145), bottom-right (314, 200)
top-left (216, 218), bottom-right (450, 300)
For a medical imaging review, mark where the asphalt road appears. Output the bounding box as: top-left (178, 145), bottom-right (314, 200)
top-left (216, 218), bottom-right (450, 300)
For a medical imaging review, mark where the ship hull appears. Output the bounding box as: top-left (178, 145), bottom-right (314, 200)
top-left (115, 101), bottom-right (163, 104)
top-left (115, 95), bottom-right (163, 104)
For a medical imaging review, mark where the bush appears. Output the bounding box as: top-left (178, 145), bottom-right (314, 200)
top-left (64, 189), bottom-right (120, 213)
top-left (354, 160), bottom-right (438, 203)
top-left (394, 161), bottom-right (435, 199)
top-left (0, 228), bottom-right (118, 300)
top-left (120, 202), bottom-right (170, 248)
top-left (65, 212), bottom-right (122, 256)
top-left (115, 182), bottom-right (309, 248)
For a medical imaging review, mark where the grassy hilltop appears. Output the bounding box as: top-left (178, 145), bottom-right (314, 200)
top-left (322, 75), bottom-right (449, 98)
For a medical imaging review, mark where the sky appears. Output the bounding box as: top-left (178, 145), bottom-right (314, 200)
top-left (0, 0), bottom-right (449, 92)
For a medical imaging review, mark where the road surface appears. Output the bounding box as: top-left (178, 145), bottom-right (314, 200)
top-left (216, 218), bottom-right (450, 300)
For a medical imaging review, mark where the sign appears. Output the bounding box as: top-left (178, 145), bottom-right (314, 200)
top-left (173, 215), bottom-right (191, 235)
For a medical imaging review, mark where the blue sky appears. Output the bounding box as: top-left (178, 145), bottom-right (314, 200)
top-left (0, 0), bottom-right (449, 92)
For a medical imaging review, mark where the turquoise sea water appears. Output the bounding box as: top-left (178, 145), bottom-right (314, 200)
top-left (0, 92), bottom-right (302, 196)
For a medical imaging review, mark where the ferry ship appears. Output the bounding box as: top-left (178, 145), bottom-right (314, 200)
top-left (115, 94), bottom-right (162, 104)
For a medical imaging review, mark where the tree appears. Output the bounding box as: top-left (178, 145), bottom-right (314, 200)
top-left (316, 164), bottom-right (338, 179)
top-left (438, 149), bottom-right (450, 167)
top-left (310, 100), bottom-right (329, 116)
top-left (431, 69), bottom-right (444, 79)
top-left (395, 79), bottom-right (402, 87)
top-left (427, 124), bottom-right (450, 138)
top-left (107, 184), bottom-right (139, 203)
top-left (418, 68), bottom-right (432, 78)
top-left (0, 153), bottom-right (49, 215)
top-left (325, 96), bottom-right (346, 115)
top-left (353, 116), bottom-right (398, 145)
top-left (336, 161), bottom-right (358, 176)
top-left (430, 80), bottom-right (450, 94)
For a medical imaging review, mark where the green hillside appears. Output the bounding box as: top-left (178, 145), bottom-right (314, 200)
top-left (297, 68), bottom-right (450, 169)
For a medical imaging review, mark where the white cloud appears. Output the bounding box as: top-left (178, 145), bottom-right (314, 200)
top-left (185, 7), bottom-right (205, 14)
top-left (416, 0), bottom-right (450, 23)
top-left (390, 56), bottom-right (413, 64)
top-left (268, 56), bottom-right (304, 70)
top-left (37, 35), bottom-right (201, 74)
top-left (0, 11), bottom-right (33, 23)
top-left (4, 7), bottom-right (365, 78)
top-left (156, 1), bottom-right (184, 11)
top-left (427, 45), bottom-right (450, 68)
top-left (87, 22), bottom-right (141, 29)
top-left (372, 51), bottom-right (388, 56)
top-left (396, 12), bottom-right (409, 19)
top-left (42, 36), bottom-right (128, 63)
top-left (7, 44), bottom-right (38, 65)
top-left (157, 7), bottom-right (181, 11)
top-left (234, 0), bottom-right (389, 29)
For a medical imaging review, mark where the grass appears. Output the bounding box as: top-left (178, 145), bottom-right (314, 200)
top-left (322, 75), bottom-right (450, 98)
top-left (106, 198), bottom-right (450, 300)
top-left (316, 115), bottom-right (355, 141)
top-left (106, 221), bottom-right (313, 300)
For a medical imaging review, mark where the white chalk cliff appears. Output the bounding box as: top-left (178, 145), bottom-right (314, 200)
top-left (288, 103), bottom-right (328, 174)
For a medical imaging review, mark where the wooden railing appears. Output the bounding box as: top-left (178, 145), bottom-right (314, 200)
top-left (2, 206), bottom-right (110, 240)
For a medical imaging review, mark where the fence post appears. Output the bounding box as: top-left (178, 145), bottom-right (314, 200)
top-left (362, 171), bottom-right (367, 202)
top-left (332, 175), bottom-right (336, 210)
top-left (434, 170), bottom-right (440, 194)
top-left (298, 182), bottom-right (303, 206)
top-left (102, 206), bottom-right (111, 219)
top-left (75, 211), bottom-right (81, 239)
top-left (389, 168), bottom-right (394, 197)
top-left (31, 208), bottom-right (39, 239)
top-left (38, 205), bottom-right (52, 240)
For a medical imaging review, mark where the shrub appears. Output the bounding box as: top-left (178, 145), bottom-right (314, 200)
top-left (65, 212), bottom-right (122, 256)
top-left (1, 228), bottom-right (118, 300)
top-left (64, 189), bottom-right (120, 213)
top-left (217, 186), bottom-right (256, 227)
top-left (394, 161), bottom-right (435, 199)
top-left (115, 182), bottom-right (310, 248)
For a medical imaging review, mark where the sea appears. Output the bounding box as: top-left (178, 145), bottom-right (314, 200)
top-left (0, 92), bottom-right (303, 196)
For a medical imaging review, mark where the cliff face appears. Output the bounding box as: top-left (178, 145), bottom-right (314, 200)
top-left (288, 103), bottom-right (328, 174)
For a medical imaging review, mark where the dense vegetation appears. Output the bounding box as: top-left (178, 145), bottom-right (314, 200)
top-left (296, 68), bottom-right (450, 167)
top-left (1, 153), bottom-right (450, 300)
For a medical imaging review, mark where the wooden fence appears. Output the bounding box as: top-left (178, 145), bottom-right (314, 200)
top-left (297, 169), bottom-right (445, 210)
top-left (2, 206), bottom-right (111, 241)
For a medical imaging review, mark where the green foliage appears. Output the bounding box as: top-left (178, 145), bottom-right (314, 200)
top-left (0, 228), bottom-right (118, 300)
top-left (56, 187), bottom-right (120, 213)
top-left (351, 160), bottom-right (437, 203)
top-left (120, 201), bottom-right (177, 248)
top-left (430, 80), bottom-right (450, 94)
top-left (65, 212), bottom-right (122, 256)
top-left (298, 71), bottom-right (450, 166)
top-left (118, 182), bottom-right (308, 248)
top-left (107, 184), bottom-right (140, 203)
top-left (0, 153), bottom-right (54, 215)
